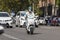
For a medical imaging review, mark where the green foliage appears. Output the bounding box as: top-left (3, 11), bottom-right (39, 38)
top-left (0, 0), bottom-right (29, 12)
top-left (0, 0), bottom-right (42, 15)
top-left (56, 0), bottom-right (60, 7)
top-left (36, 8), bottom-right (43, 15)
top-left (32, 0), bottom-right (42, 15)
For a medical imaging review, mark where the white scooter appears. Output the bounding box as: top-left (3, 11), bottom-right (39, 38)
top-left (26, 18), bottom-right (35, 34)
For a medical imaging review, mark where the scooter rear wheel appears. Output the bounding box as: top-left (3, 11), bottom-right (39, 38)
top-left (30, 28), bottom-right (33, 34)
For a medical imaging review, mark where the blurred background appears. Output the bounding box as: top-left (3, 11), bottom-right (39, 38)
top-left (0, 0), bottom-right (60, 17)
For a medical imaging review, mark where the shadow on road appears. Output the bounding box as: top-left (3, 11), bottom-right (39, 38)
top-left (33, 33), bottom-right (42, 35)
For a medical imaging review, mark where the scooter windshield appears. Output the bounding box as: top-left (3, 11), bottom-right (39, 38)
top-left (28, 16), bottom-right (34, 19)
top-left (28, 14), bottom-right (34, 19)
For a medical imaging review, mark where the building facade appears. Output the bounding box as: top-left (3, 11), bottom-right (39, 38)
top-left (38, 0), bottom-right (56, 16)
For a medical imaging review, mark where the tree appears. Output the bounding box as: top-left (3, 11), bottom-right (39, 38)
top-left (0, 0), bottom-right (40, 15)
top-left (0, 0), bottom-right (30, 13)
top-left (56, 0), bottom-right (60, 16)
top-left (29, 0), bottom-right (40, 15)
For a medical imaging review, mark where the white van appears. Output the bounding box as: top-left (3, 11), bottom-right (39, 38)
top-left (16, 11), bottom-right (26, 27)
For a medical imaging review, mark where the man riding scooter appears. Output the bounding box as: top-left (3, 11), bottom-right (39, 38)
top-left (26, 10), bottom-right (35, 34)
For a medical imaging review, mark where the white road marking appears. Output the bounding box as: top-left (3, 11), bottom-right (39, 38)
top-left (3, 34), bottom-right (22, 40)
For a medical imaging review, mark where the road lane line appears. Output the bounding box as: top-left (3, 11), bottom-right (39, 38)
top-left (3, 34), bottom-right (22, 40)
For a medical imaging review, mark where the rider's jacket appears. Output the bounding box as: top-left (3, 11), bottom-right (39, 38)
top-left (26, 11), bottom-right (35, 25)
top-left (26, 11), bottom-right (35, 19)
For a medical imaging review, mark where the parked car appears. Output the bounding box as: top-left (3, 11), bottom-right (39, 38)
top-left (34, 16), bottom-right (39, 27)
top-left (57, 17), bottom-right (60, 26)
top-left (16, 11), bottom-right (26, 27)
top-left (44, 16), bottom-right (51, 25)
top-left (39, 17), bottom-right (46, 25)
top-left (51, 17), bottom-right (58, 26)
top-left (0, 25), bottom-right (4, 34)
top-left (0, 12), bottom-right (13, 28)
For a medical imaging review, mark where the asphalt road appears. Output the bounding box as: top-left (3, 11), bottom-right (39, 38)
top-left (0, 25), bottom-right (60, 40)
